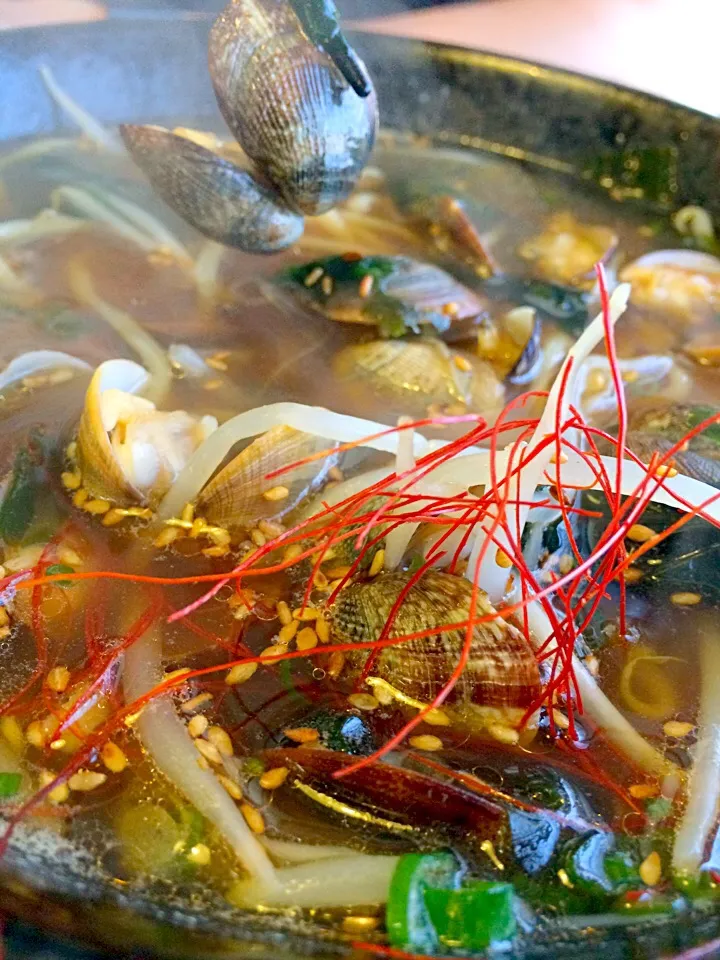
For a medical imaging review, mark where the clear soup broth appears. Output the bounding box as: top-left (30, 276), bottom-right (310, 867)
top-left (0, 122), bottom-right (718, 960)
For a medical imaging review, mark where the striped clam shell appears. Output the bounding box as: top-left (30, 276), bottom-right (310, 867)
top-left (330, 570), bottom-right (541, 710)
top-left (332, 338), bottom-right (504, 417)
top-left (196, 425), bottom-right (339, 532)
top-left (209, 0), bottom-right (378, 216)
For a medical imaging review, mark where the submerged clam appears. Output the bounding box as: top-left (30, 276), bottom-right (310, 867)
top-left (626, 403), bottom-right (720, 487)
top-left (73, 359), bottom-right (217, 507)
top-left (281, 254), bottom-right (489, 339)
top-left (518, 212), bottom-right (618, 288)
top-left (209, 0), bottom-right (377, 217)
top-left (577, 353), bottom-right (691, 422)
top-left (332, 338), bottom-right (504, 418)
top-left (330, 570), bottom-right (541, 728)
top-left (620, 249), bottom-right (720, 320)
top-left (476, 306), bottom-right (542, 384)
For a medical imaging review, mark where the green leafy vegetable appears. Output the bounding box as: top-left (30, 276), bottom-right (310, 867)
top-left (0, 772), bottom-right (22, 798)
top-left (0, 447), bottom-right (40, 544)
top-left (563, 833), bottom-right (639, 896)
top-left (300, 709), bottom-right (375, 756)
top-left (645, 796), bottom-right (673, 826)
top-left (46, 564), bottom-right (74, 588)
top-left (424, 882), bottom-right (517, 950)
top-left (282, 255), bottom-right (454, 338)
top-left (242, 757), bottom-right (265, 778)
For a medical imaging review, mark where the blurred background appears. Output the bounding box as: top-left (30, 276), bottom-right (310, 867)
top-left (0, 2), bottom-right (715, 121)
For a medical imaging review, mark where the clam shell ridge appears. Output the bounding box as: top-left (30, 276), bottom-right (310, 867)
top-left (209, 0), bottom-right (378, 216)
top-left (196, 425), bottom-right (340, 532)
top-left (330, 570), bottom-right (541, 709)
top-left (120, 125), bottom-right (304, 253)
top-left (333, 338), bottom-right (504, 417)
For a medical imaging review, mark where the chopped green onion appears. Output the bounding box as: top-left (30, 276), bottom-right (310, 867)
top-left (424, 882), bottom-right (517, 950)
top-left (0, 772), bottom-right (23, 798)
top-left (386, 851), bottom-right (462, 953)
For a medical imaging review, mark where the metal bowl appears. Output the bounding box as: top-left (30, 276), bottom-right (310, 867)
top-left (0, 15), bottom-right (719, 960)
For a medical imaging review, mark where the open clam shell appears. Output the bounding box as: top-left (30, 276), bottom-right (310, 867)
top-left (75, 359), bottom-right (217, 507)
top-left (196, 425), bottom-right (339, 533)
top-left (120, 125), bottom-right (305, 254)
top-left (518, 211), bottom-right (618, 288)
top-left (626, 402), bottom-right (720, 487)
top-left (282, 255), bottom-right (489, 339)
top-left (76, 359), bottom-right (150, 505)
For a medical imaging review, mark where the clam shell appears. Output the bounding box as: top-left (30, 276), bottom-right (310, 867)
top-left (284, 255), bottom-right (489, 339)
top-left (332, 338), bottom-right (504, 417)
top-left (76, 359), bottom-right (149, 505)
top-left (330, 570), bottom-right (541, 709)
top-left (579, 354), bottom-right (691, 422)
top-left (620, 249), bottom-right (720, 318)
top-left (627, 403), bottom-right (720, 488)
top-left (196, 425), bottom-right (338, 532)
top-left (518, 211), bottom-right (618, 288)
top-left (209, 0), bottom-right (378, 216)
top-left (120, 125), bottom-right (304, 253)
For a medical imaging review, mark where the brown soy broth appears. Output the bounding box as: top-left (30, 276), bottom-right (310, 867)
top-left (0, 131), bottom-right (718, 943)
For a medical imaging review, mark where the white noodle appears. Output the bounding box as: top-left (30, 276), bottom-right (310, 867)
top-left (194, 240), bottom-right (226, 301)
top-left (157, 404), bottom-right (442, 522)
top-left (0, 211), bottom-right (82, 244)
top-left (98, 191), bottom-right (191, 264)
top-left (123, 628), bottom-right (279, 891)
top-left (260, 837), bottom-right (356, 864)
top-left (0, 254), bottom-right (32, 295)
top-left (232, 854), bottom-right (399, 909)
top-left (673, 622), bottom-right (720, 874)
top-left (52, 186), bottom-right (191, 264)
top-left (524, 600), bottom-right (679, 778)
top-left (467, 283), bottom-right (632, 601)
top-left (39, 66), bottom-right (121, 153)
top-left (53, 186), bottom-right (161, 253)
top-left (68, 264), bottom-right (172, 405)
top-left (0, 138), bottom-right (77, 175)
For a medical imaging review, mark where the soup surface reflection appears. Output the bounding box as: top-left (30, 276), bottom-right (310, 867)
top-left (0, 127), bottom-right (718, 960)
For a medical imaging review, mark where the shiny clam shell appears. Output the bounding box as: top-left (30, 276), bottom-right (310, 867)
top-left (120, 125), bottom-right (304, 253)
top-left (283, 254), bottom-right (489, 339)
top-left (76, 359), bottom-right (149, 505)
top-left (332, 337), bottom-right (504, 417)
top-left (330, 569), bottom-right (541, 710)
top-left (209, 0), bottom-right (378, 216)
top-left (196, 425), bottom-right (339, 532)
